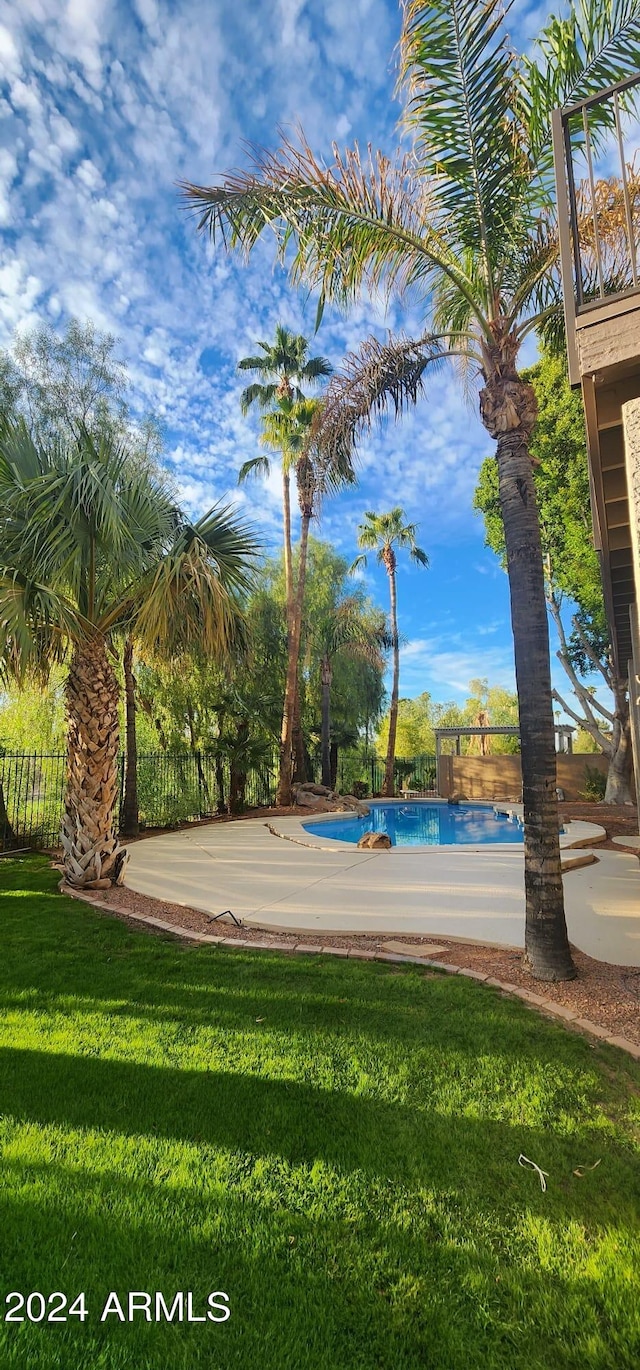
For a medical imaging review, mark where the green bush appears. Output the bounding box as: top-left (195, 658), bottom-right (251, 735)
top-left (580, 762), bottom-right (607, 801)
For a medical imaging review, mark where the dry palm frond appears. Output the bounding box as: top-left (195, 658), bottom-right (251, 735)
top-left (310, 332), bottom-right (449, 464)
top-left (576, 163), bottom-right (640, 297)
top-left (181, 131), bottom-right (481, 322)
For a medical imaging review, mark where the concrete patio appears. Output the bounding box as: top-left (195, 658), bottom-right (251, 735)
top-left (125, 816), bottom-right (640, 967)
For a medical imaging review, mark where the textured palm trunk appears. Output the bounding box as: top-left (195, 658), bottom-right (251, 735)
top-left (320, 655), bottom-right (332, 788)
top-left (481, 359), bottom-right (575, 981)
top-left (382, 558), bottom-right (399, 798)
top-left (0, 783), bottom-right (16, 850)
top-left (120, 636), bottom-right (139, 838)
top-left (62, 636), bottom-right (127, 889)
top-left (277, 506), bottom-right (311, 806)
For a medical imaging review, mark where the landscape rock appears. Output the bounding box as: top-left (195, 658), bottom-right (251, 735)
top-left (357, 831), bottom-right (392, 850)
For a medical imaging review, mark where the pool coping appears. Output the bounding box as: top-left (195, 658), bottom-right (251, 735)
top-left (270, 802), bottom-right (607, 855)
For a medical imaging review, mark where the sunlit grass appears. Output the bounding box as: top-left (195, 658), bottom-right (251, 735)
top-left (0, 854), bottom-right (638, 1369)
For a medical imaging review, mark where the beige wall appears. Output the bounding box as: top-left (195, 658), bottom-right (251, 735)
top-left (437, 752), bottom-right (610, 802)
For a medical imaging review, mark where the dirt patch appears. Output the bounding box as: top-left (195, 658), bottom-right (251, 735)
top-left (75, 876), bottom-right (640, 1049)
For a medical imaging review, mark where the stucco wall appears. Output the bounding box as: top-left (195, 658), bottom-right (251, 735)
top-left (436, 752), bottom-right (610, 802)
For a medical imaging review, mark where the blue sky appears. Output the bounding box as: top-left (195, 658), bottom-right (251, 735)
top-left (0, 0), bottom-right (596, 712)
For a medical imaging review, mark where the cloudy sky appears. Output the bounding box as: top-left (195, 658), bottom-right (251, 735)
top-left (0, 0), bottom-right (594, 710)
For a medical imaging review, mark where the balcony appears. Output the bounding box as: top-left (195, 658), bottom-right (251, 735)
top-left (553, 75), bottom-right (640, 681)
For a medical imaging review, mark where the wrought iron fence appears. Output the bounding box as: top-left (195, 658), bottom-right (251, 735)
top-left (0, 747), bottom-right (437, 853)
top-left (0, 750), bottom-right (279, 853)
top-left (337, 751), bottom-right (437, 797)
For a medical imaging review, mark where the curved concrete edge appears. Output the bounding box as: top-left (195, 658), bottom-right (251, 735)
top-left (612, 834), bottom-right (640, 851)
top-left (59, 881), bottom-right (640, 1064)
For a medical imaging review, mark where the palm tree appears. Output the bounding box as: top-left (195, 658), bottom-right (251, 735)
top-left (238, 326), bottom-right (332, 621)
top-left (351, 510), bottom-right (427, 797)
top-left (238, 327), bottom-right (332, 784)
top-left (0, 422), bottom-right (258, 889)
top-left (182, 1), bottom-right (640, 980)
top-left (266, 399), bottom-right (355, 805)
top-left (312, 597), bottom-right (386, 789)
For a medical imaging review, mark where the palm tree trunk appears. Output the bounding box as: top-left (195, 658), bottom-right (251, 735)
top-left (121, 636), bottom-right (139, 838)
top-left (283, 468), bottom-right (293, 623)
top-left (0, 782), bottom-right (16, 850)
top-left (320, 655), bottom-right (332, 788)
top-left (61, 635), bottom-right (127, 889)
top-left (491, 404), bottom-right (575, 980)
top-left (291, 682), bottom-right (308, 783)
top-left (277, 510), bottom-right (311, 806)
top-left (383, 568), bottom-right (399, 798)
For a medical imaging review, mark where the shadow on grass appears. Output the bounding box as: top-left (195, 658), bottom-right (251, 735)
top-left (0, 1153), bottom-right (636, 1370)
top-left (0, 1046), bottom-right (637, 1227)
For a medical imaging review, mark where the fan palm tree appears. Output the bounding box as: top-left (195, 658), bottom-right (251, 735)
top-left (312, 597), bottom-right (387, 789)
top-left (182, 0), bottom-right (640, 980)
top-left (351, 511), bottom-right (427, 797)
top-left (238, 326), bottom-right (332, 615)
top-left (0, 422), bottom-right (259, 889)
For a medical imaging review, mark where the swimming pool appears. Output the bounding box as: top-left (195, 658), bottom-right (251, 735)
top-left (302, 801), bottom-right (525, 847)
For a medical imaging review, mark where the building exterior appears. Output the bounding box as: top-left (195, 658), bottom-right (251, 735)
top-left (552, 75), bottom-right (640, 811)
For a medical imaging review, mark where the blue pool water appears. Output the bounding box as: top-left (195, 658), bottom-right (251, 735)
top-left (302, 801), bottom-right (525, 847)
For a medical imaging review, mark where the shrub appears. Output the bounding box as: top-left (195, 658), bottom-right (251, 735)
top-left (352, 780), bottom-right (369, 799)
top-left (580, 763), bottom-right (607, 801)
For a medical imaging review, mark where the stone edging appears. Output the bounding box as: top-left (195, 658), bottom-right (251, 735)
top-left (60, 883), bottom-right (640, 1063)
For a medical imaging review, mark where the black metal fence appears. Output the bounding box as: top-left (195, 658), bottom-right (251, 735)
top-left (0, 748), bottom-right (437, 853)
top-left (0, 750), bottom-right (279, 852)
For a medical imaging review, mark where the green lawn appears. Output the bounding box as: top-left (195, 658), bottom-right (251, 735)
top-left (0, 856), bottom-right (638, 1370)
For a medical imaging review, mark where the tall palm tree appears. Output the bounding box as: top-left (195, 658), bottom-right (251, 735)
top-left (351, 510), bottom-right (427, 797)
top-left (238, 327), bottom-right (332, 784)
top-left (312, 597), bottom-right (386, 789)
top-left (267, 399), bottom-right (355, 805)
top-left (238, 326), bottom-right (332, 619)
top-left (182, 0), bottom-right (640, 980)
top-left (0, 422), bottom-right (259, 889)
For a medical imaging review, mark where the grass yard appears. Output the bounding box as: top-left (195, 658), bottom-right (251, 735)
top-left (0, 856), bottom-right (638, 1370)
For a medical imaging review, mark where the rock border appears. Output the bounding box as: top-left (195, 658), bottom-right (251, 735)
top-left (61, 882), bottom-right (640, 1063)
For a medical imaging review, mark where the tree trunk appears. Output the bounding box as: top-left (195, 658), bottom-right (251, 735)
top-left (291, 679), bottom-right (308, 783)
top-left (383, 565), bottom-right (399, 798)
top-left (0, 782), bottom-right (16, 850)
top-left (61, 636), bottom-right (127, 889)
top-left (484, 373), bottom-right (575, 980)
top-left (229, 721), bottom-right (249, 814)
top-left (277, 510), bottom-right (311, 807)
top-left (605, 683), bottom-right (634, 803)
top-left (283, 468), bottom-right (293, 628)
top-left (320, 655), bottom-right (332, 788)
top-left (330, 741), bottom-right (338, 792)
top-left (120, 637), bottom-right (139, 838)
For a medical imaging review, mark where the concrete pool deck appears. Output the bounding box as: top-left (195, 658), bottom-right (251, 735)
top-left (125, 815), bottom-right (640, 968)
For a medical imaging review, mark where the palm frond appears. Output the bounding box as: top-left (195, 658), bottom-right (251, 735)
top-left (181, 133), bottom-right (485, 328)
top-left (238, 455), bottom-right (271, 484)
top-left (239, 381), bottom-right (278, 413)
top-left (399, 0), bottom-right (525, 287)
top-left (523, 0), bottom-right (640, 187)
top-left (311, 333), bottom-right (448, 466)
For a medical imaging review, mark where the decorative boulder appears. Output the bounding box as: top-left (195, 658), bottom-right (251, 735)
top-left (357, 831), bottom-right (392, 849)
top-left (339, 795), bottom-right (370, 815)
top-left (294, 788), bottom-right (328, 807)
top-left (296, 782), bottom-right (333, 797)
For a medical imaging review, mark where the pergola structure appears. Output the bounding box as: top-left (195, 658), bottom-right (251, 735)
top-left (434, 725), bottom-right (576, 758)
